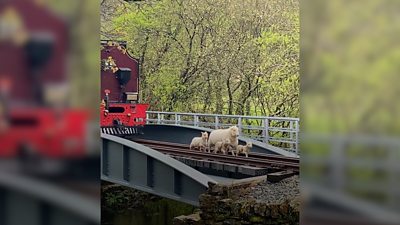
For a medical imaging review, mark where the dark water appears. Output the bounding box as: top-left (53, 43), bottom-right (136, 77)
top-left (103, 198), bottom-right (196, 225)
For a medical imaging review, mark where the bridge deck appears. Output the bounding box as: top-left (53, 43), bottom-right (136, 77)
top-left (101, 133), bottom-right (217, 206)
top-left (101, 125), bottom-right (298, 205)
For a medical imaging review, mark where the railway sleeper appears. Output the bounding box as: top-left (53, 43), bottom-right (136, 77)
top-left (267, 170), bottom-right (296, 183)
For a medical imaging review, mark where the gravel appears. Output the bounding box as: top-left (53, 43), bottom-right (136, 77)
top-left (241, 175), bottom-right (299, 204)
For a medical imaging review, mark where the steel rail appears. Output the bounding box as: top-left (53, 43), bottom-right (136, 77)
top-left (146, 111), bottom-right (300, 154)
top-left (132, 139), bottom-right (299, 172)
top-left (133, 138), bottom-right (299, 163)
top-left (147, 145), bottom-right (299, 172)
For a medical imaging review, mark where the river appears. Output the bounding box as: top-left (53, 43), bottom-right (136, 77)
top-left (103, 198), bottom-right (196, 225)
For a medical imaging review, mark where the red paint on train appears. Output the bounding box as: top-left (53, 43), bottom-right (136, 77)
top-left (0, 108), bottom-right (87, 158)
top-left (100, 41), bottom-right (149, 134)
top-left (0, 0), bottom-right (88, 159)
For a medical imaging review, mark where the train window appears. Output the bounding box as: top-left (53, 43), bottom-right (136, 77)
top-left (108, 107), bottom-right (125, 113)
top-left (116, 68), bottom-right (131, 85)
top-left (25, 32), bottom-right (54, 70)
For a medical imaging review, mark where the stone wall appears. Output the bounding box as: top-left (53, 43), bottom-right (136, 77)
top-left (174, 176), bottom-right (300, 225)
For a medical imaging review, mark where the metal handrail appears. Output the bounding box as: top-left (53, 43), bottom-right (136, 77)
top-left (301, 134), bottom-right (400, 214)
top-left (146, 111), bottom-right (300, 121)
top-left (146, 111), bottom-right (300, 154)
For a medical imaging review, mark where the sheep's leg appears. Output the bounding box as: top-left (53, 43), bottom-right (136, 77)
top-left (231, 144), bottom-right (236, 156)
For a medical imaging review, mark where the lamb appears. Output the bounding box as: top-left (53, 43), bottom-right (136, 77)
top-left (235, 142), bottom-right (253, 157)
top-left (208, 126), bottom-right (239, 153)
top-left (213, 138), bottom-right (231, 154)
top-left (189, 132), bottom-right (208, 152)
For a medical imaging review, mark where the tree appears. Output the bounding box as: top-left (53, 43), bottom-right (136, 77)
top-left (103, 0), bottom-right (299, 118)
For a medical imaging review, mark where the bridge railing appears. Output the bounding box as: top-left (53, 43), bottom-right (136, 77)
top-left (146, 111), bottom-right (300, 154)
top-left (302, 134), bottom-right (400, 214)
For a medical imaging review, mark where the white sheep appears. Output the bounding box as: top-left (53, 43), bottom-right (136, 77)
top-left (235, 142), bottom-right (252, 157)
top-left (189, 132), bottom-right (208, 152)
top-left (208, 126), bottom-right (239, 153)
top-left (213, 138), bottom-right (231, 154)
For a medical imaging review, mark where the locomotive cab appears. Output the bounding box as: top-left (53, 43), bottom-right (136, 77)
top-left (100, 41), bottom-right (149, 135)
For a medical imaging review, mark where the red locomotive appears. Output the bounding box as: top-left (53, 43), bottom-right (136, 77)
top-left (100, 41), bottom-right (149, 135)
top-left (0, 0), bottom-right (88, 159)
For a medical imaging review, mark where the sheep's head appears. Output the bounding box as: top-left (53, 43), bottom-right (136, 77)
top-left (201, 132), bottom-right (208, 139)
top-left (246, 142), bottom-right (253, 148)
top-left (229, 126), bottom-right (239, 137)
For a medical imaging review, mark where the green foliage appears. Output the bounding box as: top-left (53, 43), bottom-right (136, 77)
top-left (104, 191), bottom-right (130, 208)
top-left (49, 0), bottom-right (100, 113)
top-left (103, 0), bottom-right (299, 117)
top-left (302, 0), bottom-right (400, 134)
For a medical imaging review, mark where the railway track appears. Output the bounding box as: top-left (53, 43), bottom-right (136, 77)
top-left (132, 139), bottom-right (299, 173)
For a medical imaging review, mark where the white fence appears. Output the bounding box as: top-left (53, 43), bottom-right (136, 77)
top-left (146, 111), bottom-right (300, 154)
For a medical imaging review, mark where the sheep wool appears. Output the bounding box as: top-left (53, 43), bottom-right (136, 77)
top-left (235, 142), bottom-right (253, 157)
top-left (208, 126), bottom-right (239, 150)
top-left (214, 138), bottom-right (231, 154)
top-left (189, 132), bottom-right (208, 152)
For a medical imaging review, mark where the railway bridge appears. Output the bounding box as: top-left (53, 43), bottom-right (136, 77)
top-left (101, 112), bottom-right (400, 225)
top-left (0, 170), bottom-right (99, 225)
top-left (101, 112), bottom-right (300, 206)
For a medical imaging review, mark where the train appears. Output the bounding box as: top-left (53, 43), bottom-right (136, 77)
top-left (0, 1), bottom-right (148, 160)
top-left (100, 40), bottom-right (149, 135)
top-left (0, 0), bottom-right (88, 159)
